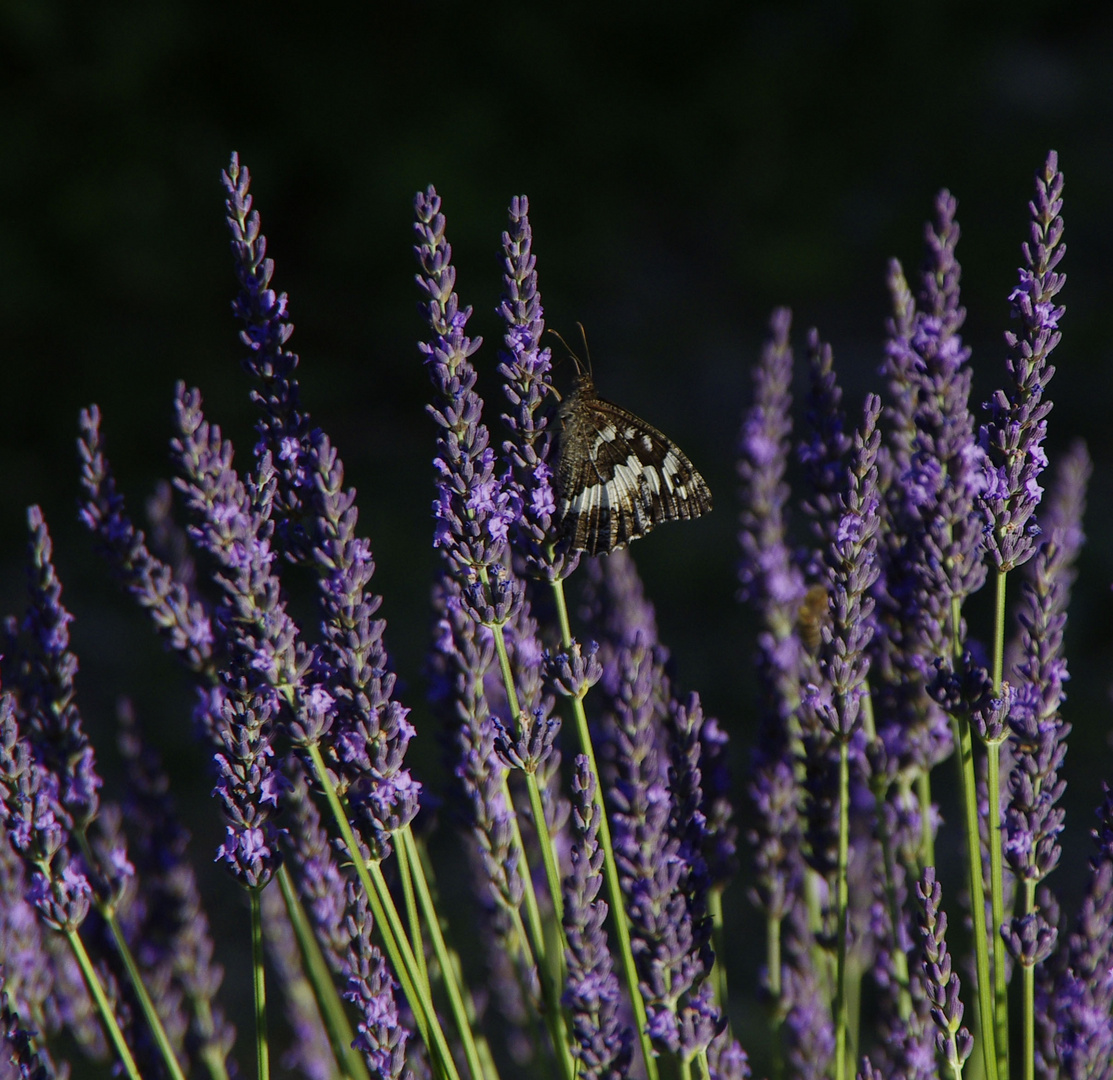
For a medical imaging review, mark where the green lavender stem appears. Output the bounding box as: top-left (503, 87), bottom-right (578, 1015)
top-left (276, 864), bottom-right (368, 1080)
top-left (75, 829), bottom-right (187, 1080)
top-left (487, 617), bottom-right (576, 1080)
top-left (64, 925), bottom-right (143, 1080)
top-left (988, 571), bottom-right (1011, 1080)
top-left (249, 887), bottom-right (270, 1080)
top-left (304, 741), bottom-right (460, 1080)
top-left (833, 737), bottom-right (850, 1080)
top-left (398, 826), bottom-right (493, 1080)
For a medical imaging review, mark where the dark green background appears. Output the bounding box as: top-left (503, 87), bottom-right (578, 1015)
top-left (3, 0), bottom-right (1112, 1073)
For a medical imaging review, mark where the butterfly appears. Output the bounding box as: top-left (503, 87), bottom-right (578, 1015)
top-left (555, 346), bottom-right (712, 556)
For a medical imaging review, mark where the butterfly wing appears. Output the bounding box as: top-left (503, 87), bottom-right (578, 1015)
top-left (557, 391), bottom-right (712, 555)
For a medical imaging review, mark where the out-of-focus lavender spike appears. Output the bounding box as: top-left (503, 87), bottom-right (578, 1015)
top-left (497, 194), bottom-right (578, 582)
top-left (799, 328), bottom-right (852, 563)
top-left (145, 479), bottom-right (198, 590)
top-left (1045, 785), bottom-right (1113, 1079)
top-left (343, 881), bottom-right (409, 1080)
top-left (981, 151), bottom-right (1066, 574)
top-left (221, 153), bottom-right (313, 551)
top-left (284, 760), bottom-right (414, 1078)
top-left (915, 867), bottom-right (973, 1076)
top-left (879, 257), bottom-right (918, 492)
top-left (707, 1029), bottom-right (750, 1080)
top-left (170, 386), bottom-right (289, 886)
top-left (493, 597), bottom-right (564, 794)
top-left (282, 761), bottom-right (354, 977)
top-left (1007, 437), bottom-right (1091, 673)
top-left (260, 881), bottom-right (336, 1080)
top-left (562, 755), bottom-right (633, 1080)
top-left (737, 309), bottom-right (808, 936)
top-left (77, 407), bottom-right (216, 675)
top-left (0, 984), bottom-right (56, 1080)
top-left (0, 785), bottom-right (57, 1032)
top-left (115, 700), bottom-right (236, 1076)
top-left (428, 575), bottom-right (539, 1027)
top-left (666, 693), bottom-right (727, 1057)
top-left (782, 933), bottom-right (834, 1080)
top-left (696, 714), bottom-right (738, 890)
top-left (603, 621), bottom-right (717, 1058)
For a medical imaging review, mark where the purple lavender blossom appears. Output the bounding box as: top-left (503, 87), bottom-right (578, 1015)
top-left (603, 625), bottom-right (719, 1059)
top-left (915, 867), bottom-right (973, 1077)
top-left (736, 308), bottom-right (807, 926)
top-left (707, 1029), bottom-right (750, 1080)
top-left (0, 695), bottom-right (91, 935)
top-left (817, 394), bottom-right (882, 742)
top-left (414, 185), bottom-right (522, 630)
top-left (562, 755), bottom-right (633, 1080)
top-left (980, 151), bottom-right (1066, 573)
top-left (1045, 786), bottom-right (1113, 1079)
top-left (496, 194), bottom-right (577, 582)
top-left (78, 408), bottom-right (216, 674)
top-left (170, 386), bottom-right (290, 886)
top-left (998, 436), bottom-right (1082, 980)
top-left (875, 190), bottom-right (985, 774)
top-left (2, 508), bottom-right (102, 835)
top-left (223, 153), bottom-right (420, 852)
top-left (344, 881), bottom-right (408, 1080)
top-left (221, 153), bottom-right (313, 553)
top-left (546, 639), bottom-right (603, 703)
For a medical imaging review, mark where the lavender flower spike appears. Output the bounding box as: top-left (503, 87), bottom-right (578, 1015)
top-left (497, 194), bottom-right (577, 582)
top-left (223, 155), bottom-right (420, 847)
top-left (414, 185), bottom-right (521, 630)
top-left (562, 755), bottom-right (633, 1080)
top-left (915, 867), bottom-right (974, 1079)
top-left (170, 385), bottom-right (290, 887)
top-left (221, 153), bottom-right (313, 547)
top-left (819, 393), bottom-right (882, 741)
top-left (981, 151), bottom-right (1066, 573)
top-left (78, 405), bottom-right (215, 676)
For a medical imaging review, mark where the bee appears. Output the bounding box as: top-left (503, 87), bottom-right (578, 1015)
top-left (796, 583), bottom-right (830, 654)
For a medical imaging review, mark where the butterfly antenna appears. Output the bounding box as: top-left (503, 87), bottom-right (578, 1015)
top-left (548, 328), bottom-right (586, 377)
top-left (575, 321), bottom-right (594, 379)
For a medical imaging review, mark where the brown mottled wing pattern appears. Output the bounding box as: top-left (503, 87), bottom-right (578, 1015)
top-left (556, 376), bottom-right (712, 555)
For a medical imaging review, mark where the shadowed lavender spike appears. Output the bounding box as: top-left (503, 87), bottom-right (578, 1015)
top-left (915, 867), bottom-right (973, 1078)
top-left (981, 151), bottom-right (1066, 573)
top-left (562, 755), bottom-right (633, 1080)
top-left (497, 194), bottom-right (579, 582)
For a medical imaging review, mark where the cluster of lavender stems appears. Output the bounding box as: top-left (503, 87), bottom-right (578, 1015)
top-left (0, 147), bottom-right (1108, 1080)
